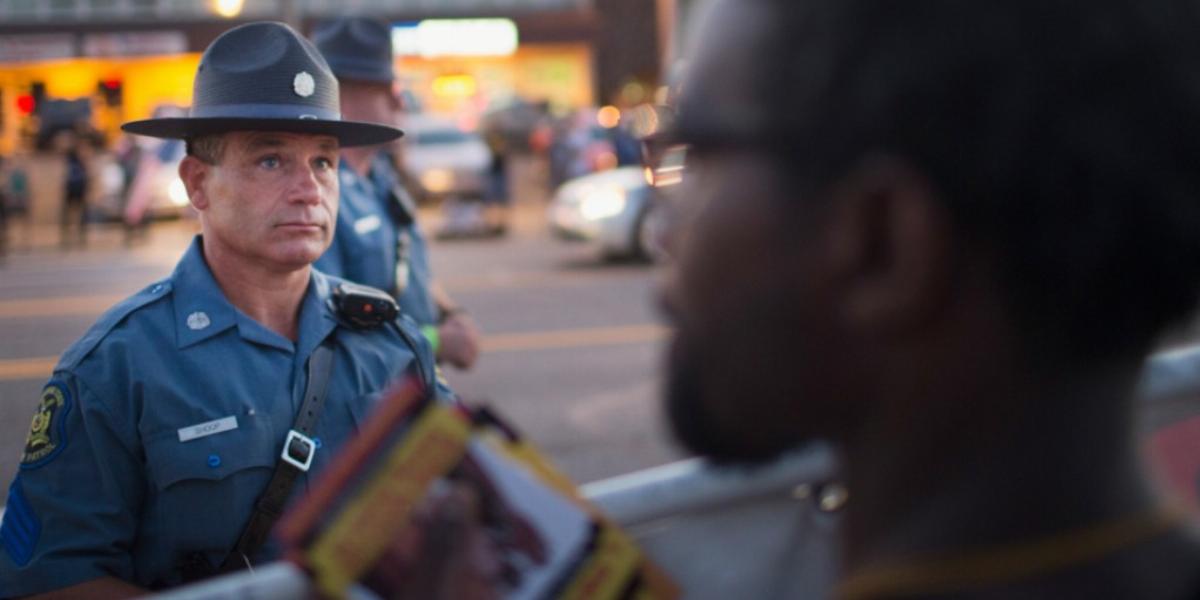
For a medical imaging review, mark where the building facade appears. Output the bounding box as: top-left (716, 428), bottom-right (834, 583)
top-left (0, 0), bottom-right (663, 154)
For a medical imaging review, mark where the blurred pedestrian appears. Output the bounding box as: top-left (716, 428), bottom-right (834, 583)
top-left (3, 153), bottom-right (32, 252)
top-left (59, 130), bottom-right (91, 248)
top-left (0, 152), bottom-right (9, 263)
top-left (0, 22), bottom-right (446, 596)
top-left (482, 127), bottom-right (511, 236)
top-left (313, 16), bottom-right (482, 371)
top-left (113, 133), bottom-right (146, 244)
top-left (658, 0), bottom-right (1200, 598)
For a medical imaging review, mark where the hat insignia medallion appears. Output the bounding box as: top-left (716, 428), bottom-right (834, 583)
top-left (293, 71), bottom-right (316, 98)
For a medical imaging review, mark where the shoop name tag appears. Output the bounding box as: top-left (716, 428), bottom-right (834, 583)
top-left (178, 416), bottom-right (238, 442)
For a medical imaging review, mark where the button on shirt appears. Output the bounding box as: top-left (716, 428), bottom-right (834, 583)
top-left (0, 237), bottom-right (442, 595)
top-left (315, 157), bottom-right (439, 326)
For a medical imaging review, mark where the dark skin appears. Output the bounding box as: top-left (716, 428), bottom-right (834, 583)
top-left (659, 1), bottom-right (1200, 597)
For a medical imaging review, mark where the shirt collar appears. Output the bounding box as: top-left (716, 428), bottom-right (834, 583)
top-left (296, 270), bottom-right (340, 361)
top-left (172, 237), bottom-right (239, 349)
top-left (368, 153), bottom-right (400, 192)
top-left (172, 236), bottom-right (339, 354)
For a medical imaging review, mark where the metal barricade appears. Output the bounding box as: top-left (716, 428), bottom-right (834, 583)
top-left (150, 447), bottom-right (840, 600)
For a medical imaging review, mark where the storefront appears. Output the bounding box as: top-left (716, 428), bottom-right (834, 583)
top-left (0, 32), bottom-right (199, 154)
top-left (392, 18), bottom-right (595, 120)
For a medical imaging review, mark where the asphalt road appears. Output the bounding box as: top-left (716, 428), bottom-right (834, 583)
top-left (0, 203), bottom-right (685, 498)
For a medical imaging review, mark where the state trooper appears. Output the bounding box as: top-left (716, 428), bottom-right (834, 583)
top-left (312, 17), bottom-right (482, 371)
top-left (0, 22), bottom-right (447, 597)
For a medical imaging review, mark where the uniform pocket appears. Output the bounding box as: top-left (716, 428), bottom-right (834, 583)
top-left (144, 414), bottom-right (277, 490)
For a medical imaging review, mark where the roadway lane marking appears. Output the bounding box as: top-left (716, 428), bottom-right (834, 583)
top-left (442, 268), bottom-right (658, 293)
top-left (0, 294), bottom-right (126, 319)
top-left (483, 324), bottom-right (669, 353)
top-left (0, 267), bottom-right (649, 319)
top-left (0, 357), bottom-right (56, 381)
top-left (0, 324), bottom-right (671, 382)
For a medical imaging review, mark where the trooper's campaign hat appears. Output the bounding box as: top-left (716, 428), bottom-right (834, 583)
top-left (122, 21), bottom-right (402, 147)
top-left (313, 17), bottom-right (395, 84)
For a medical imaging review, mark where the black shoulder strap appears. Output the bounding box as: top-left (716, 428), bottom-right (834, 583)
top-left (218, 335), bottom-right (336, 573)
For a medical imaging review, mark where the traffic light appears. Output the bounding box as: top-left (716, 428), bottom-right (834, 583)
top-left (97, 78), bottom-right (123, 107)
top-left (15, 94), bottom-right (36, 116)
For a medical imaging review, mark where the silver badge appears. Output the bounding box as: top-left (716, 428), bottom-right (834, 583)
top-left (186, 311), bottom-right (211, 331)
top-left (293, 71), bottom-right (316, 98)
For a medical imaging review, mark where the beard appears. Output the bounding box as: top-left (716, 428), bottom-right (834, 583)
top-left (664, 333), bottom-right (799, 466)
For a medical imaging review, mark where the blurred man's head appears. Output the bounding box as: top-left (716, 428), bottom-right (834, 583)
top-left (663, 0), bottom-right (1200, 463)
top-left (313, 17), bottom-right (404, 129)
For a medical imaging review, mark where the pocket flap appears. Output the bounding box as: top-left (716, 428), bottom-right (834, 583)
top-left (145, 414), bottom-right (277, 490)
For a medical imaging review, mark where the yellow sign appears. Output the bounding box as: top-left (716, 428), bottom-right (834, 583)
top-left (306, 404), bottom-right (471, 598)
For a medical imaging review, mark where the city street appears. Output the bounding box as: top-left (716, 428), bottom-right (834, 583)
top-left (0, 199), bottom-right (685, 496)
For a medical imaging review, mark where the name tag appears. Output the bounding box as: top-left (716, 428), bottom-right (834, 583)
top-left (354, 215), bottom-right (382, 235)
top-left (178, 416), bottom-right (238, 442)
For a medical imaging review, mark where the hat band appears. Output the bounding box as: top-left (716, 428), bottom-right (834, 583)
top-left (190, 103), bottom-right (341, 121)
top-left (325, 56), bottom-right (394, 82)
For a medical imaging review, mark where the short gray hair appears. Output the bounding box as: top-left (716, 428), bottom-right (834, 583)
top-left (185, 134), bottom-right (227, 165)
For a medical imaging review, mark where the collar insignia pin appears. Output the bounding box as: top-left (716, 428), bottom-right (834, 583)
top-left (187, 311), bottom-right (211, 331)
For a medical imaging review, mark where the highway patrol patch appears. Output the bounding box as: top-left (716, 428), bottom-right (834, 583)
top-left (21, 382), bottom-right (72, 468)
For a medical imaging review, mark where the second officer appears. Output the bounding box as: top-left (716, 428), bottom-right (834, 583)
top-left (312, 17), bottom-right (482, 371)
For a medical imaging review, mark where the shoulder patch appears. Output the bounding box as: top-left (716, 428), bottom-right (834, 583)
top-left (0, 478), bottom-right (41, 566)
top-left (58, 280), bottom-right (172, 370)
top-left (20, 381), bottom-right (73, 469)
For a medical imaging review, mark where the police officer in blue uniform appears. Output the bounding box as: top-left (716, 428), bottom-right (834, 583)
top-left (0, 22), bottom-right (446, 597)
top-left (312, 17), bottom-right (482, 371)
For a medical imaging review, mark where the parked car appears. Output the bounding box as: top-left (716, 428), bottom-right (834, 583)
top-left (401, 116), bottom-right (492, 204)
top-left (549, 166), bottom-right (668, 262)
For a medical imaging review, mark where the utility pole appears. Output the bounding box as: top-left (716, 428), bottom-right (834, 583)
top-left (656, 0), bottom-right (677, 75)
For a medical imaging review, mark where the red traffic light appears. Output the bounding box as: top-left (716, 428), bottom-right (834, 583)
top-left (15, 94), bottom-right (35, 115)
top-left (102, 78), bottom-right (121, 91)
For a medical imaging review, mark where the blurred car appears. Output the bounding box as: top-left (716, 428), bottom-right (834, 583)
top-left (401, 115), bottom-right (492, 204)
top-left (481, 98), bottom-right (551, 154)
top-left (549, 166), bottom-right (668, 262)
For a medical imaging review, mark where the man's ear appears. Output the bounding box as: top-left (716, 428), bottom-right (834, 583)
top-left (178, 155), bottom-right (210, 210)
top-left (822, 156), bottom-right (954, 334)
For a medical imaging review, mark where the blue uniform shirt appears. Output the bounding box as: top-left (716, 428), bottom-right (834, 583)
top-left (0, 237), bottom-right (443, 595)
top-left (315, 156), bottom-right (439, 326)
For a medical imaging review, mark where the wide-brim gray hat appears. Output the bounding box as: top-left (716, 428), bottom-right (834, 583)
top-left (313, 17), bottom-right (395, 84)
top-left (122, 21), bottom-right (402, 147)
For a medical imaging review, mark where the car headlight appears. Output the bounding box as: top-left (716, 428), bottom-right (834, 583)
top-left (421, 169), bottom-right (455, 194)
top-left (579, 186), bottom-right (628, 221)
top-left (168, 178), bottom-right (190, 207)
